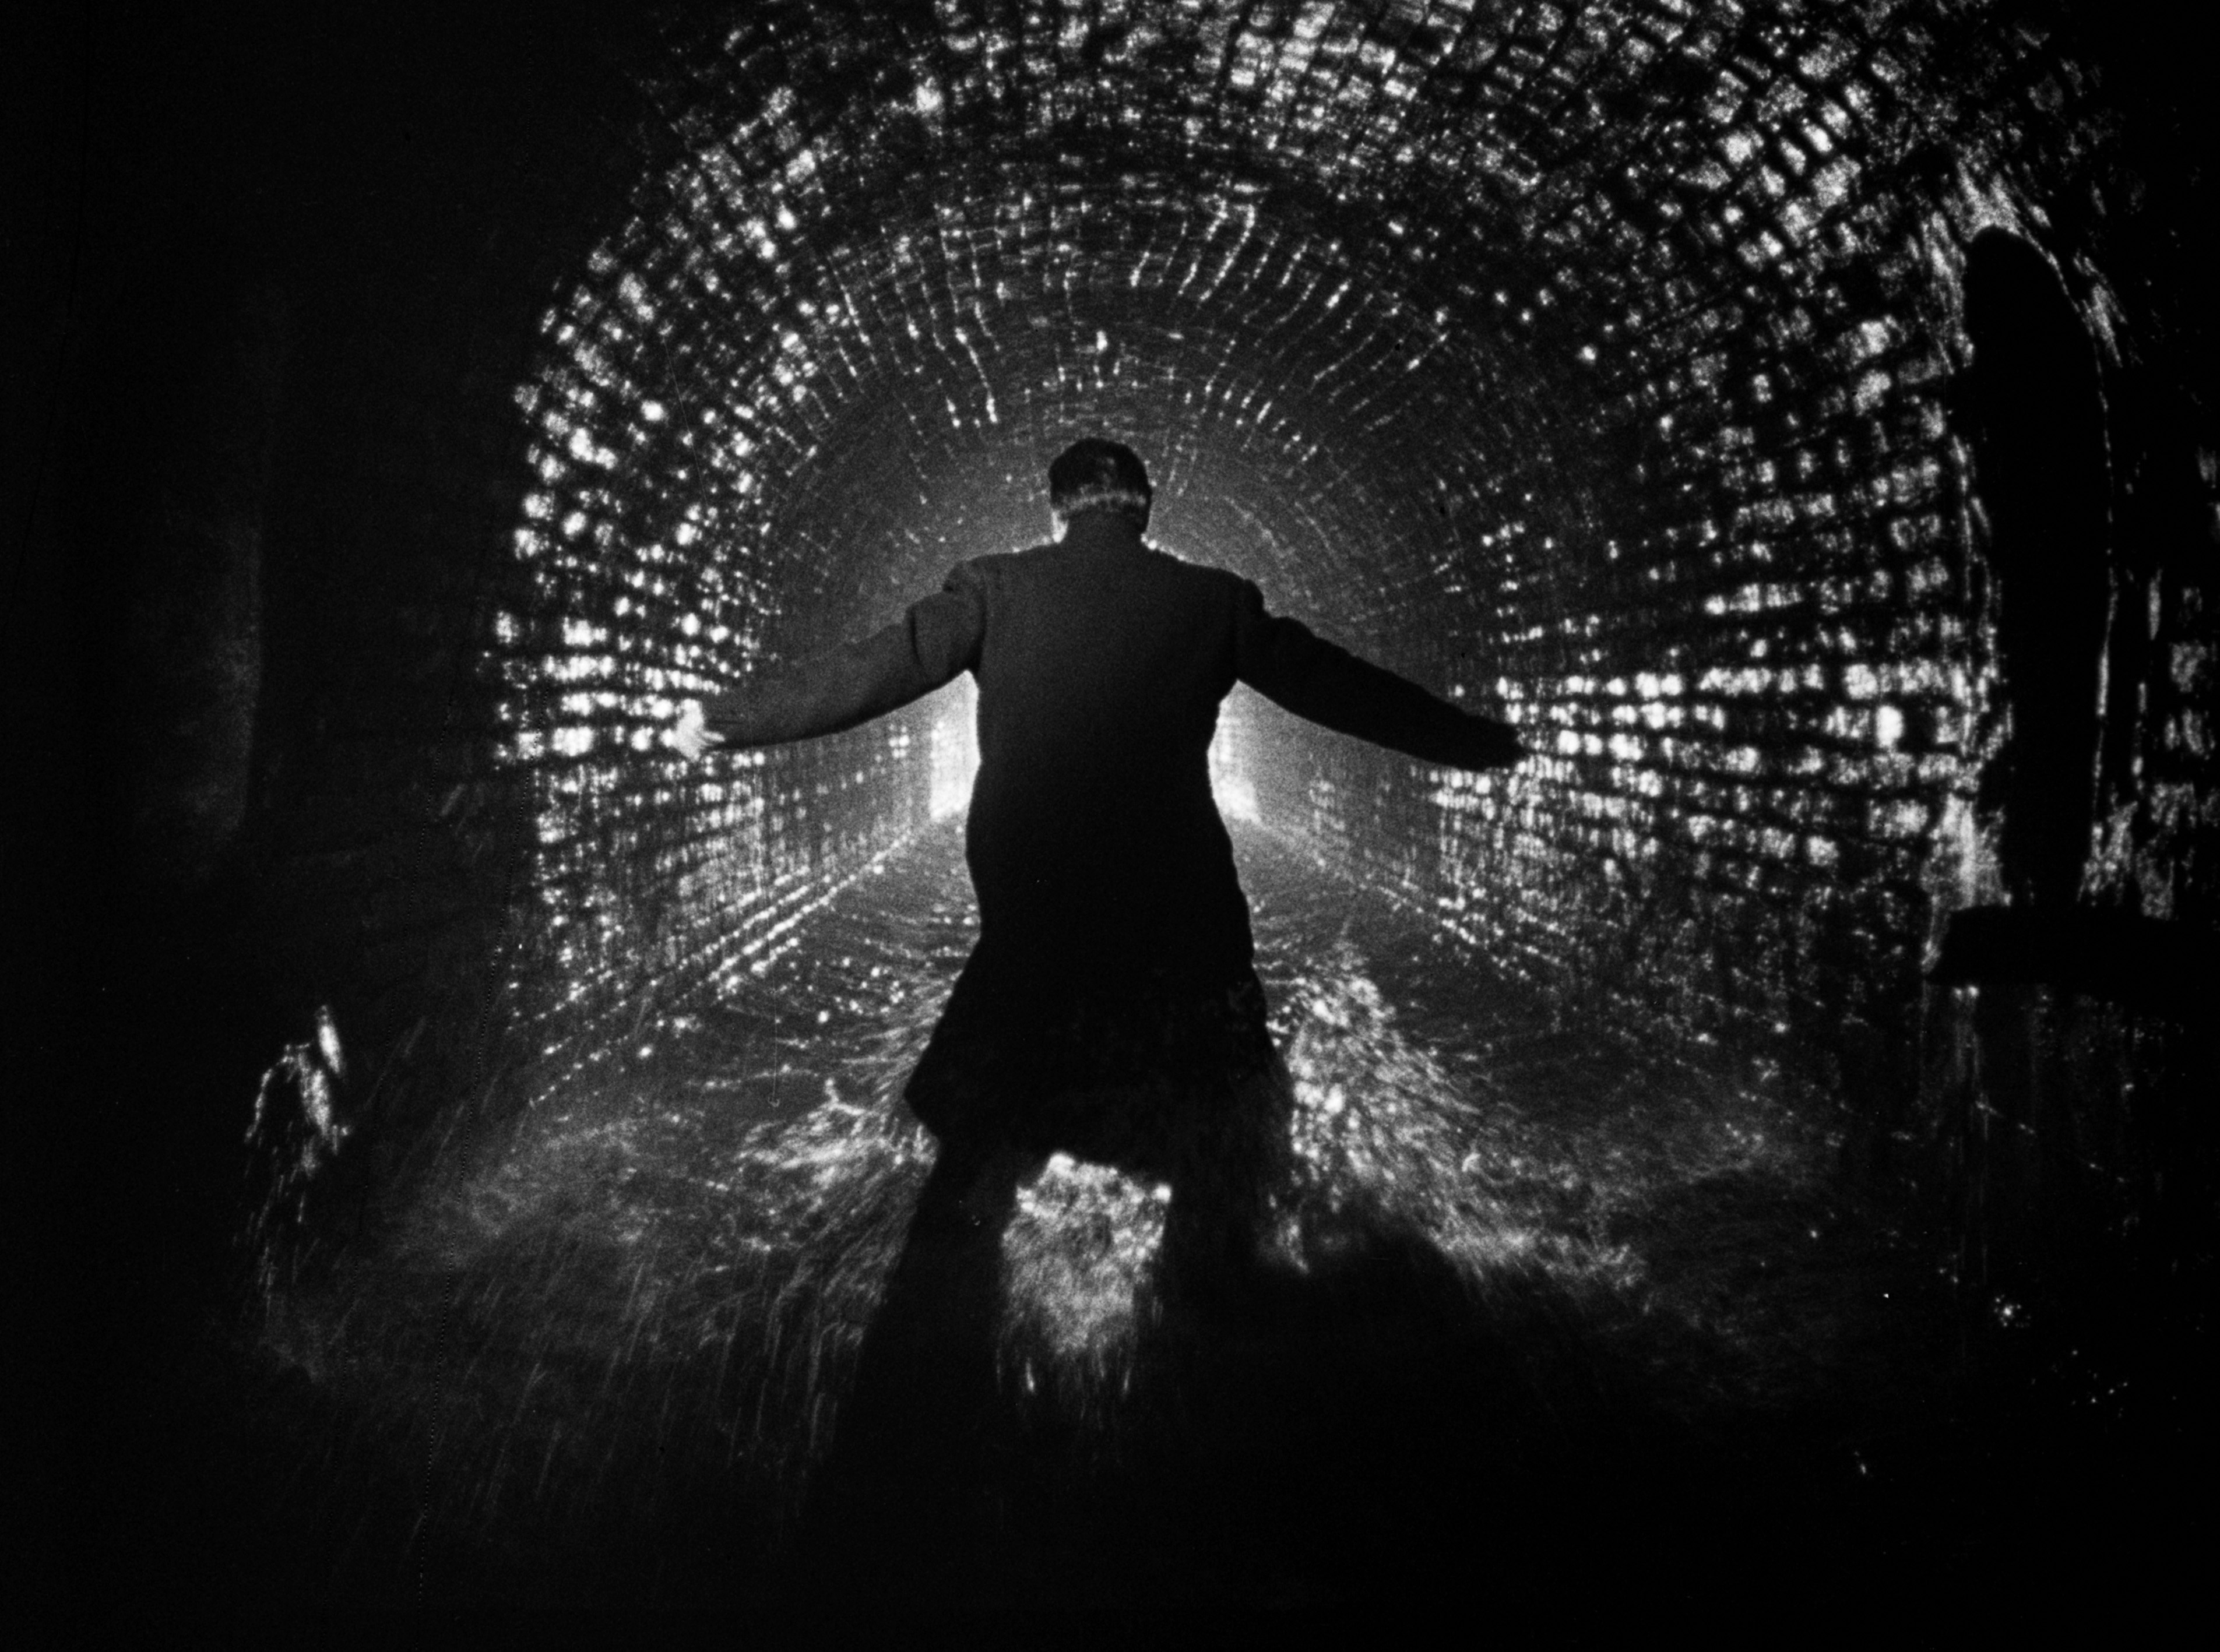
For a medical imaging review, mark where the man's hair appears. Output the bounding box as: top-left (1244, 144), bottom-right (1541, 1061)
top-left (1048, 438), bottom-right (1152, 531)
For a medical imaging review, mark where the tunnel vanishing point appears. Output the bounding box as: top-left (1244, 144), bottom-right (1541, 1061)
top-left (23, 0), bottom-right (2218, 1620)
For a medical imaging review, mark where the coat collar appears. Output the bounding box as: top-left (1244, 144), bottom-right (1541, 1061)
top-left (1056, 510), bottom-right (1147, 554)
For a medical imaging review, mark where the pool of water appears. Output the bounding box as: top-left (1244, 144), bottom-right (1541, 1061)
top-left (227, 818), bottom-right (1964, 1608)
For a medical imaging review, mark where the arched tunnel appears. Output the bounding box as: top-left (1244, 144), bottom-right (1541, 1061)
top-left (26, 0), bottom-right (2217, 1621)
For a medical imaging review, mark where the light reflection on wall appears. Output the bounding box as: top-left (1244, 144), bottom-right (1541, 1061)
top-left (473, 0), bottom-right (2143, 1102)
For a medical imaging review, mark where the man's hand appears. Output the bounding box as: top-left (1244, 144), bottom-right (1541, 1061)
top-left (1476, 717), bottom-right (1525, 769)
top-left (671, 700), bottom-right (726, 761)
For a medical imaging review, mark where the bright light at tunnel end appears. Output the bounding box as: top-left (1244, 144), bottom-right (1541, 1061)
top-left (930, 679), bottom-right (981, 818)
top-left (1213, 770), bottom-right (1259, 823)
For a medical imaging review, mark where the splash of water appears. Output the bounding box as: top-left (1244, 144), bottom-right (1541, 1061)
top-left (241, 824), bottom-right (1835, 1557)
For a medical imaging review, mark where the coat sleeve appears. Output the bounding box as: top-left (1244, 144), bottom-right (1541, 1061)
top-left (1230, 578), bottom-right (1524, 770)
top-left (701, 563), bottom-right (985, 747)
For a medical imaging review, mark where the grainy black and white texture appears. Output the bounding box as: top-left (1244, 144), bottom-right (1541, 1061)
top-left (30, 0), bottom-right (2214, 1623)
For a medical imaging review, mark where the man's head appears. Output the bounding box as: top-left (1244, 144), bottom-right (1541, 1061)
top-left (1048, 438), bottom-right (1152, 536)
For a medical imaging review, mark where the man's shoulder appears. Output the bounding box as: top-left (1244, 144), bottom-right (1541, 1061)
top-left (1127, 541), bottom-right (1244, 587)
top-left (938, 549), bottom-right (1023, 590)
top-left (1146, 548), bottom-right (1255, 612)
top-left (954, 542), bottom-right (1057, 576)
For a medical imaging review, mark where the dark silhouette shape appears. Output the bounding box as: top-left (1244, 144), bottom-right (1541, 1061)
top-left (1958, 227), bottom-right (2112, 911)
top-left (681, 439), bottom-right (1522, 1565)
top-left (689, 438), bottom-right (1520, 1165)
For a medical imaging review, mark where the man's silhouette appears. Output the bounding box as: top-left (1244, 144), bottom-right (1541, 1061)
top-left (677, 439), bottom-right (1519, 1204)
top-left (674, 441), bottom-right (1521, 1558)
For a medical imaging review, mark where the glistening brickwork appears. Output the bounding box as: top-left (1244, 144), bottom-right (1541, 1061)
top-left (481, 1), bottom-right (2212, 1118)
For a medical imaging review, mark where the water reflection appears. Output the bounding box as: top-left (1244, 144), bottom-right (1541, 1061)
top-left (245, 818), bottom-right (1907, 1596)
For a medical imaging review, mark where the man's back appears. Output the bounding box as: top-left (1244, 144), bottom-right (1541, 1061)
top-left (684, 442), bottom-right (1521, 1153)
top-left (959, 515), bottom-right (1250, 970)
top-left (696, 501), bottom-right (1520, 976)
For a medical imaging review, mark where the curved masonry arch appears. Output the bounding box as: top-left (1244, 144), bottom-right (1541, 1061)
top-left (488, 1), bottom-right (2163, 1109)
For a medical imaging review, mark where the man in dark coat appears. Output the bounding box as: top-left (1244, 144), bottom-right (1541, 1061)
top-left (676, 438), bottom-right (1522, 1220)
top-left (674, 439), bottom-right (1527, 1207)
top-left (676, 439), bottom-right (1522, 1555)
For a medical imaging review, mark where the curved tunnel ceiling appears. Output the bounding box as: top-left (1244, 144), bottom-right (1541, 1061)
top-left (487, 0), bottom-right (2122, 1080)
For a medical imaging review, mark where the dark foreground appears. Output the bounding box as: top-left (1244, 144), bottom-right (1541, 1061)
top-left (73, 823), bottom-right (2211, 1625)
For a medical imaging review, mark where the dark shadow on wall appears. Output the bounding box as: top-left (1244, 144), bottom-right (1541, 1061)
top-left (1961, 225), bottom-right (2112, 914)
top-left (1925, 221), bottom-right (2218, 1321)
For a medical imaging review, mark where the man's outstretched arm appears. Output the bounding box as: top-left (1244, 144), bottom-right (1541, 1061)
top-left (1232, 580), bottom-right (1523, 770)
top-left (674, 567), bottom-right (984, 757)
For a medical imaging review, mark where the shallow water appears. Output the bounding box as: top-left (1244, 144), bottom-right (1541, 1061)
top-left (238, 818), bottom-right (1956, 1607)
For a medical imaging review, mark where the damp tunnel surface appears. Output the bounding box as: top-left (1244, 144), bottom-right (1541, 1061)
top-left (37, 0), bottom-right (2218, 1621)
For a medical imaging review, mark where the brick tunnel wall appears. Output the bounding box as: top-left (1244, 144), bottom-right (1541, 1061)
top-left (481, 0), bottom-right (2215, 1161)
top-left (49, 2), bottom-right (2212, 1270)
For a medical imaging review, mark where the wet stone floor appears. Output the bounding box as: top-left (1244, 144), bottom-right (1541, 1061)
top-left (214, 820), bottom-right (1980, 1612)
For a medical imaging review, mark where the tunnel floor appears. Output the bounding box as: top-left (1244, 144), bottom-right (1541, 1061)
top-left (120, 819), bottom-right (2192, 1617)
